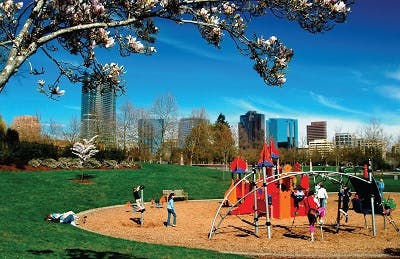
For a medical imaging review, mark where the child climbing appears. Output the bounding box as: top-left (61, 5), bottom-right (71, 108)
top-left (132, 185), bottom-right (145, 212)
top-left (339, 185), bottom-right (351, 222)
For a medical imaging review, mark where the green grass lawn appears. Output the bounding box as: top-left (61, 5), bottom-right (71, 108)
top-left (0, 163), bottom-right (246, 258)
top-left (0, 163), bottom-right (398, 258)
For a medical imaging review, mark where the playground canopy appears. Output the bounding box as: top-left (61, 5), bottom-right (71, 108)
top-left (269, 139), bottom-right (280, 159)
top-left (229, 156), bottom-right (247, 173)
top-left (257, 141), bottom-right (274, 167)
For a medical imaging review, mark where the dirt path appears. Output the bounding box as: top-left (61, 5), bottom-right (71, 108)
top-left (77, 194), bottom-right (400, 258)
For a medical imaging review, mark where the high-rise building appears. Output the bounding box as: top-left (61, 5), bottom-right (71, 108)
top-left (80, 86), bottom-right (116, 147)
top-left (266, 118), bottom-right (298, 148)
top-left (138, 118), bottom-right (164, 154)
top-left (178, 117), bottom-right (208, 148)
top-left (238, 111), bottom-right (265, 149)
top-left (308, 139), bottom-right (334, 155)
top-left (306, 121), bottom-right (327, 144)
top-left (334, 133), bottom-right (355, 148)
top-left (11, 115), bottom-right (41, 142)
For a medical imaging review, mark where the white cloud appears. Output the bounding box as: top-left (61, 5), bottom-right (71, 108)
top-left (386, 67), bottom-right (400, 81)
top-left (158, 36), bottom-right (228, 61)
top-left (64, 105), bottom-right (81, 111)
top-left (378, 86), bottom-right (400, 101)
top-left (310, 92), bottom-right (368, 116)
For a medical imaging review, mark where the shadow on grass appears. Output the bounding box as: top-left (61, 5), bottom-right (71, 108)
top-left (27, 249), bottom-right (54, 255)
top-left (69, 173), bottom-right (97, 184)
top-left (65, 248), bottom-right (143, 258)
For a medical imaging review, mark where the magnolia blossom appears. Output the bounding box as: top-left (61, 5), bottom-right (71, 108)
top-left (105, 37), bottom-right (115, 48)
top-left (275, 57), bottom-right (287, 67)
top-left (300, 0), bottom-right (312, 8)
top-left (269, 36), bottom-right (277, 43)
top-left (126, 35), bottom-right (145, 52)
top-left (52, 86), bottom-right (65, 96)
top-left (223, 2), bottom-right (236, 15)
top-left (233, 16), bottom-right (244, 31)
top-left (37, 79), bottom-right (45, 86)
top-left (0, 0), bottom-right (23, 16)
top-left (15, 1), bottom-right (22, 9)
top-left (91, 0), bottom-right (105, 14)
top-left (277, 75), bottom-right (287, 84)
top-left (199, 8), bottom-right (209, 19)
top-left (160, 0), bottom-right (168, 8)
top-left (103, 62), bottom-right (125, 84)
top-left (333, 1), bottom-right (348, 13)
top-left (212, 27), bottom-right (222, 37)
top-left (140, 0), bottom-right (157, 9)
top-left (210, 15), bottom-right (220, 25)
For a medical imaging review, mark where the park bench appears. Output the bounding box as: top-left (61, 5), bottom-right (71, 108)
top-left (162, 189), bottom-right (188, 200)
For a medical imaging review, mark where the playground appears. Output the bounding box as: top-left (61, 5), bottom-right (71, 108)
top-left (78, 141), bottom-right (399, 257)
top-left (77, 192), bottom-right (400, 257)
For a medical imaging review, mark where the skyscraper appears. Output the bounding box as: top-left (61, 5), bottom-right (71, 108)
top-left (266, 118), bottom-right (298, 148)
top-left (138, 118), bottom-right (164, 154)
top-left (238, 111), bottom-right (265, 149)
top-left (80, 86), bottom-right (116, 147)
top-left (306, 121), bottom-right (327, 144)
top-left (178, 117), bottom-right (208, 148)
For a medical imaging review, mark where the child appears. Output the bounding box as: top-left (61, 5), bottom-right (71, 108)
top-left (304, 191), bottom-right (319, 241)
top-left (133, 185), bottom-right (145, 212)
top-left (166, 192), bottom-right (177, 227)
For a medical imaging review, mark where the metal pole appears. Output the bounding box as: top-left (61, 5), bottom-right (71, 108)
top-left (262, 166), bottom-right (272, 238)
top-left (369, 170), bottom-right (376, 236)
top-left (253, 168), bottom-right (259, 236)
top-left (140, 188), bottom-right (144, 226)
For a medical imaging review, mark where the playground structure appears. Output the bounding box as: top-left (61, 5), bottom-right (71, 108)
top-left (208, 142), bottom-right (398, 239)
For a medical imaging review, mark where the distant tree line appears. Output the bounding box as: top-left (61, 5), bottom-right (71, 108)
top-left (1, 97), bottom-right (400, 171)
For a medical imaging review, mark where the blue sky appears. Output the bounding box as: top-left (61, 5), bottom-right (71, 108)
top-left (1, 0), bottom-right (399, 145)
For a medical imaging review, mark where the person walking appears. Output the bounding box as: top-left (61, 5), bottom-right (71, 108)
top-left (166, 192), bottom-right (177, 227)
top-left (377, 178), bottom-right (385, 198)
top-left (317, 183), bottom-right (328, 208)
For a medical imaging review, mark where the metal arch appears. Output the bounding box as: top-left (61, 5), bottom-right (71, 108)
top-left (208, 170), bottom-right (373, 239)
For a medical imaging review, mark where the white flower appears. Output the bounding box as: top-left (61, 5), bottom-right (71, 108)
top-left (126, 35), bottom-right (145, 52)
top-left (160, 0), bottom-right (168, 8)
top-left (199, 8), bottom-right (209, 18)
top-left (210, 15), bottom-right (220, 25)
top-left (333, 1), bottom-right (347, 13)
top-left (15, 2), bottom-right (23, 9)
top-left (277, 76), bottom-right (286, 84)
top-left (269, 36), bottom-right (277, 43)
top-left (37, 79), bottom-right (45, 86)
top-left (105, 37), bottom-right (114, 48)
top-left (276, 57), bottom-right (287, 67)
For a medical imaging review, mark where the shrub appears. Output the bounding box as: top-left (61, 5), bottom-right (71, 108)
top-left (41, 158), bottom-right (60, 168)
top-left (102, 160), bottom-right (118, 168)
top-left (27, 159), bottom-right (41, 167)
top-left (84, 158), bottom-right (102, 168)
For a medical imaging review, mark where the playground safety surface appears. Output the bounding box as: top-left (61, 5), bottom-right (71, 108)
top-left (77, 193), bottom-right (400, 258)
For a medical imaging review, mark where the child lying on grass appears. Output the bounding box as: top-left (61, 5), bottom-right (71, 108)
top-left (44, 211), bottom-right (78, 226)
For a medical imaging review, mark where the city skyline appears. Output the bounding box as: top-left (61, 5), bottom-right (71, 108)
top-left (0, 0), bottom-right (399, 144)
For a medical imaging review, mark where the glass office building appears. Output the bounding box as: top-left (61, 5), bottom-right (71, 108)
top-left (266, 118), bottom-right (298, 148)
